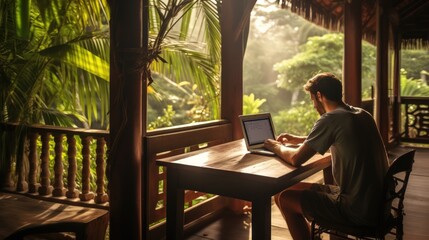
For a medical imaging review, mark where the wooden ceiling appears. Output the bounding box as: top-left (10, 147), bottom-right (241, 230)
top-left (278, 0), bottom-right (429, 49)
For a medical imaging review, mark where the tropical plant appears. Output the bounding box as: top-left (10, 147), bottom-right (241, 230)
top-left (243, 93), bottom-right (266, 115)
top-left (0, 0), bottom-right (110, 128)
top-left (146, 0), bottom-right (221, 123)
top-left (400, 69), bottom-right (429, 96)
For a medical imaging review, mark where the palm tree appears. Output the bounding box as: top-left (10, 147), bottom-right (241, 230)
top-left (0, 0), bottom-right (110, 128)
top-left (146, 0), bottom-right (221, 121)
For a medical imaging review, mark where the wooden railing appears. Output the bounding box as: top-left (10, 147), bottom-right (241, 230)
top-left (400, 97), bottom-right (429, 144)
top-left (0, 123), bottom-right (110, 209)
top-left (0, 120), bottom-right (234, 239)
top-left (144, 120), bottom-right (233, 239)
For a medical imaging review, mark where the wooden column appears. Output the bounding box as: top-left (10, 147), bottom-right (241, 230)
top-left (221, 0), bottom-right (255, 140)
top-left (343, 0), bottom-right (362, 107)
top-left (392, 22), bottom-right (401, 143)
top-left (375, 0), bottom-right (390, 144)
top-left (109, 0), bottom-right (144, 239)
top-left (220, 0), bottom-right (256, 213)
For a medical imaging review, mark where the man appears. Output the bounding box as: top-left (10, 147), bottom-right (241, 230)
top-left (264, 72), bottom-right (389, 240)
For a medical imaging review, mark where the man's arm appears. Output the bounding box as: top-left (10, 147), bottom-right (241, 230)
top-left (264, 139), bottom-right (316, 167)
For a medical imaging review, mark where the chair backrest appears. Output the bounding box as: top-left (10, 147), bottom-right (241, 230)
top-left (380, 149), bottom-right (415, 229)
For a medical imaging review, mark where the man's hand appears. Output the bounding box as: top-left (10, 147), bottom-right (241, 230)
top-left (276, 133), bottom-right (306, 145)
top-left (264, 139), bottom-right (282, 153)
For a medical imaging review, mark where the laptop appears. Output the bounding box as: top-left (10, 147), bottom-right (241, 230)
top-left (239, 113), bottom-right (277, 156)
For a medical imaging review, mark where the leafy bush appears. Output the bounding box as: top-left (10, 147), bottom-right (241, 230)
top-left (273, 102), bottom-right (319, 136)
top-left (243, 93), bottom-right (266, 115)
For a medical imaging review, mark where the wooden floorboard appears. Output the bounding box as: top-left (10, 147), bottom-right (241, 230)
top-left (186, 146), bottom-right (429, 240)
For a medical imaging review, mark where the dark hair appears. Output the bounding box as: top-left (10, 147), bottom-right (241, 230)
top-left (303, 72), bottom-right (343, 102)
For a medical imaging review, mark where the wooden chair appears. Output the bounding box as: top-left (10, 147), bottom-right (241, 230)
top-left (311, 149), bottom-right (416, 240)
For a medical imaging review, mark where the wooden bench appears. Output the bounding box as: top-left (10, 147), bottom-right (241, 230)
top-left (0, 192), bottom-right (109, 240)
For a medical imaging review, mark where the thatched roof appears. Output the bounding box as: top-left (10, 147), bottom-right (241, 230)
top-left (278, 0), bottom-right (429, 49)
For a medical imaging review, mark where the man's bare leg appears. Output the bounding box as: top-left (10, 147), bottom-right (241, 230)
top-left (274, 182), bottom-right (313, 240)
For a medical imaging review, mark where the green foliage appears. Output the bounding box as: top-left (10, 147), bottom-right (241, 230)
top-left (0, 0), bottom-right (110, 128)
top-left (243, 93), bottom-right (266, 115)
top-left (273, 33), bottom-right (376, 99)
top-left (185, 83), bottom-right (218, 122)
top-left (147, 0), bottom-right (221, 125)
top-left (401, 50), bottom-right (429, 80)
top-left (400, 69), bottom-right (429, 96)
top-left (274, 33), bottom-right (344, 90)
top-left (148, 105), bottom-right (176, 130)
top-left (243, 2), bottom-right (327, 114)
top-left (273, 102), bottom-right (319, 136)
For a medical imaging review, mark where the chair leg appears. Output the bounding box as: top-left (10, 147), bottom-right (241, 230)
top-left (310, 221), bottom-right (319, 240)
top-left (394, 214), bottom-right (404, 240)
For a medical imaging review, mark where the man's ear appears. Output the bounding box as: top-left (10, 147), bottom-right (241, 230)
top-left (316, 91), bottom-right (322, 101)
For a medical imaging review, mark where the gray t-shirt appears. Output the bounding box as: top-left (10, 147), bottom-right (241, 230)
top-left (304, 105), bottom-right (389, 225)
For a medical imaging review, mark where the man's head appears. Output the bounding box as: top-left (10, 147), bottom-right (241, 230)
top-left (303, 72), bottom-right (343, 115)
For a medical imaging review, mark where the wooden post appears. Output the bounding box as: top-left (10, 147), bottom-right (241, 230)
top-left (220, 0), bottom-right (256, 213)
top-left (221, 0), bottom-right (247, 139)
top-left (343, 0), bottom-right (362, 107)
top-left (109, 0), bottom-right (144, 239)
top-left (375, 0), bottom-right (390, 144)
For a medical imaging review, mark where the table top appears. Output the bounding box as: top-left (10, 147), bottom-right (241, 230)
top-left (157, 139), bottom-right (331, 186)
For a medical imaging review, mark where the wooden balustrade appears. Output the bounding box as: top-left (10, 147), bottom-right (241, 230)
top-left (1, 120), bottom-right (235, 232)
top-left (0, 124), bottom-right (109, 209)
top-left (400, 97), bottom-right (429, 144)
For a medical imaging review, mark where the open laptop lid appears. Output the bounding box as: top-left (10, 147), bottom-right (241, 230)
top-left (239, 113), bottom-right (276, 153)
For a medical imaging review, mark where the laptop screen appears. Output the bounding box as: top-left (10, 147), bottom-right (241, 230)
top-left (243, 117), bottom-right (275, 146)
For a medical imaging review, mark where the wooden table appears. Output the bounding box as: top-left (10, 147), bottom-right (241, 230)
top-left (156, 139), bottom-right (331, 240)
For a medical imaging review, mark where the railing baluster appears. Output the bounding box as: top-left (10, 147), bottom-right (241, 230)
top-left (16, 137), bottom-right (28, 192)
top-left (28, 132), bottom-right (40, 193)
top-left (66, 135), bottom-right (79, 198)
top-left (80, 136), bottom-right (94, 201)
top-left (53, 134), bottom-right (66, 197)
top-left (95, 137), bottom-right (108, 203)
top-left (38, 132), bottom-right (53, 195)
top-left (1, 130), bottom-right (14, 190)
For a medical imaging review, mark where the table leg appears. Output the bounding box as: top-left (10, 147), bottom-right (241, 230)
top-left (166, 170), bottom-right (185, 240)
top-left (252, 196), bottom-right (271, 240)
